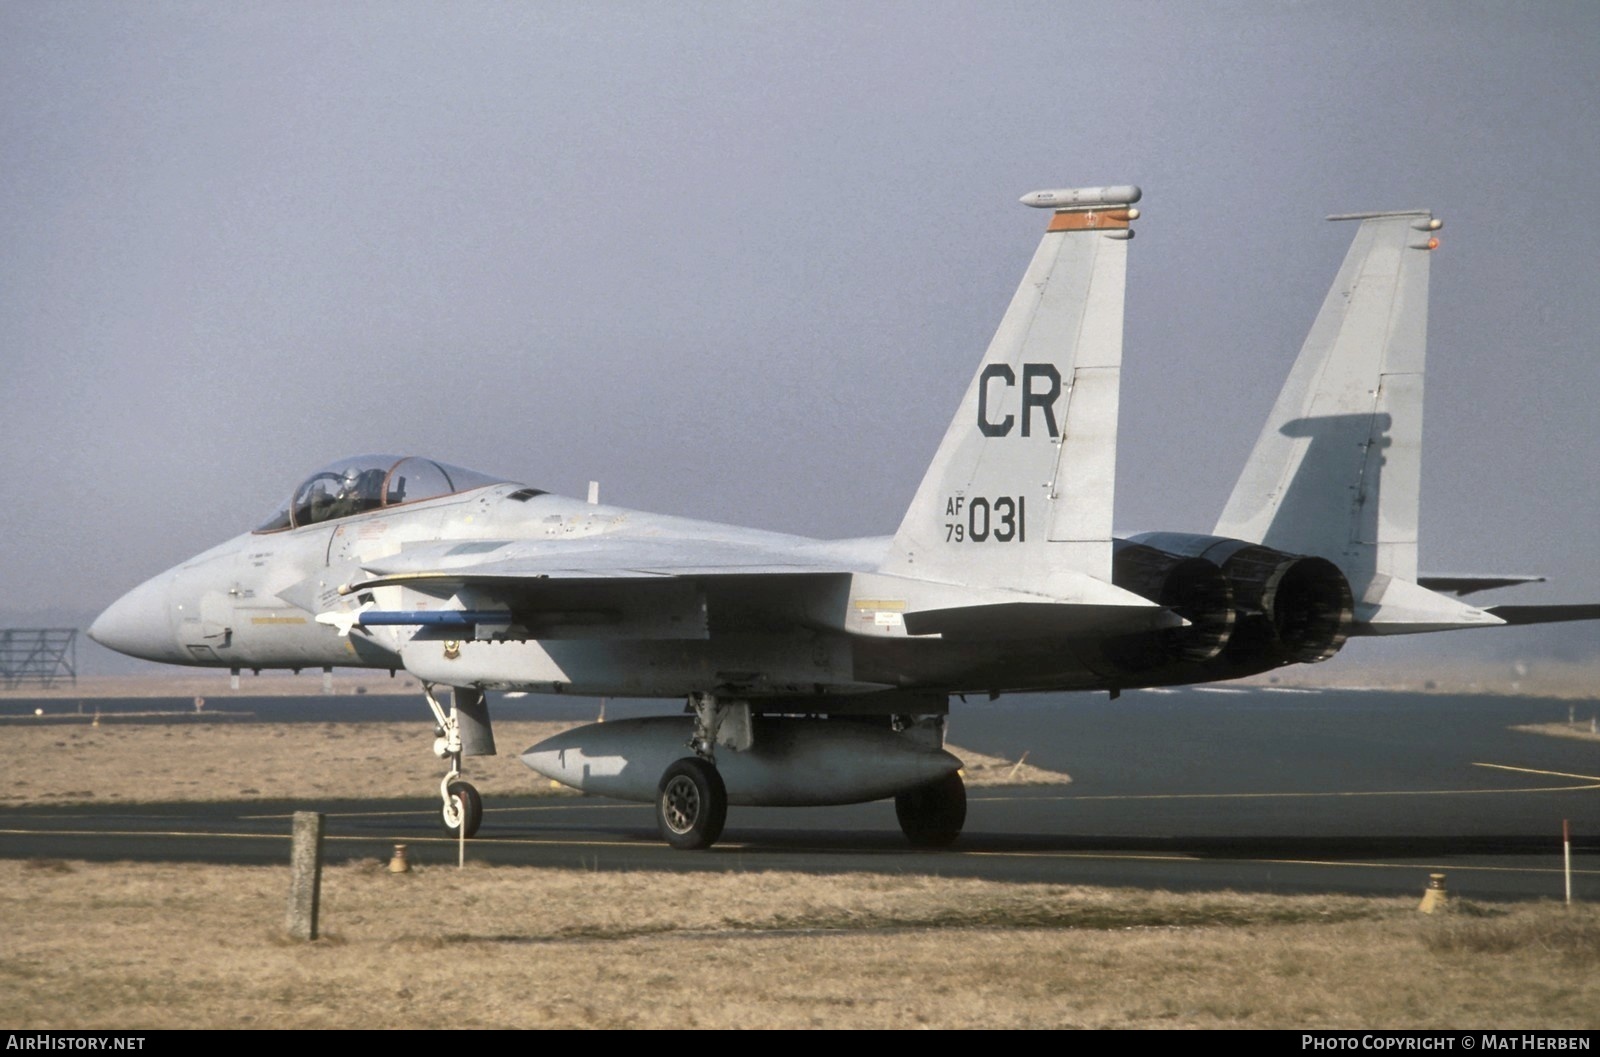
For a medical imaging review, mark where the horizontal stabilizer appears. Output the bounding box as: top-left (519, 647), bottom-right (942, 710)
top-left (1354, 575), bottom-right (1503, 636)
top-left (1485, 604), bottom-right (1600, 626)
top-left (1417, 574), bottom-right (1547, 597)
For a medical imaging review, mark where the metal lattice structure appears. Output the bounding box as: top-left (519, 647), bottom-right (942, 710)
top-left (0, 628), bottom-right (78, 689)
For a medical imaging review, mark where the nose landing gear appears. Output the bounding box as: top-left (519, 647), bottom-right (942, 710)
top-left (423, 683), bottom-right (495, 839)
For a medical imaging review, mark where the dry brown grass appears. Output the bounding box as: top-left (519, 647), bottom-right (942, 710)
top-left (0, 720), bottom-right (1065, 808)
top-left (2, 720), bottom-right (581, 806)
top-left (1420, 902), bottom-right (1600, 966)
top-left (1, 860), bottom-right (1596, 1029)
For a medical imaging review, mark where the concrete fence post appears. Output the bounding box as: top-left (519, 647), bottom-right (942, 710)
top-left (286, 811), bottom-right (325, 941)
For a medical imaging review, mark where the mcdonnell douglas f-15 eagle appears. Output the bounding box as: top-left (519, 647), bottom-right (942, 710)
top-left (90, 186), bottom-right (1598, 849)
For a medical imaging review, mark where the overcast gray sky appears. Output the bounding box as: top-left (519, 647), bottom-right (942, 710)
top-left (4, 1), bottom-right (1597, 673)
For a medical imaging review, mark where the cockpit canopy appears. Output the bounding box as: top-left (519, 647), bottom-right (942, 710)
top-left (254, 455), bottom-right (516, 532)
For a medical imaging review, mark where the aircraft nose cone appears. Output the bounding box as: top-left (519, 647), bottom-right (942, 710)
top-left (89, 573), bottom-right (179, 662)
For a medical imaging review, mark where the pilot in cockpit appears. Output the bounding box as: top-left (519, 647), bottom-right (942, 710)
top-left (325, 467), bottom-right (385, 520)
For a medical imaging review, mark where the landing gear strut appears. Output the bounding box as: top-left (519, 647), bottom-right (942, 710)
top-left (423, 683), bottom-right (494, 838)
top-left (656, 691), bottom-right (733, 850)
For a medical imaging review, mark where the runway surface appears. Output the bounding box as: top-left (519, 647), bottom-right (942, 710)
top-left (3, 686), bottom-right (1597, 900)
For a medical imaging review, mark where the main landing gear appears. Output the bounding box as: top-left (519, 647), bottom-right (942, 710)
top-left (647, 694), bottom-right (968, 851)
top-left (656, 691), bottom-right (732, 850)
top-left (423, 683), bottom-right (495, 838)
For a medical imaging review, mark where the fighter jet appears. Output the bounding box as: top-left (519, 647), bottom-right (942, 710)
top-left (90, 186), bottom-right (1597, 850)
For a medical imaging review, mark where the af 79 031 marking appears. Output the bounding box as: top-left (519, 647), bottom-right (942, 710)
top-left (943, 495), bottom-right (1026, 543)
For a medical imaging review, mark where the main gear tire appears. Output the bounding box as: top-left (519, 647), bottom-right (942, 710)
top-left (656, 757), bottom-right (728, 850)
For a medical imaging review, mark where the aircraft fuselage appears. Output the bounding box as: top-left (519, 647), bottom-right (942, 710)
top-left (91, 481), bottom-right (1169, 700)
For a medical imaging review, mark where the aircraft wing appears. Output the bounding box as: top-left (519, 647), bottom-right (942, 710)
top-left (317, 535), bottom-right (861, 642)
top-left (327, 532), bottom-right (1176, 642)
top-left (343, 535), bottom-right (856, 591)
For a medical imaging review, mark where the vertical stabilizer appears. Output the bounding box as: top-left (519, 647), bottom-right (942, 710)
top-left (1214, 210), bottom-right (1501, 632)
top-left (1216, 210), bottom-right (1441, 586)
top-left (884, 186), bottom-right (1139, 597)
